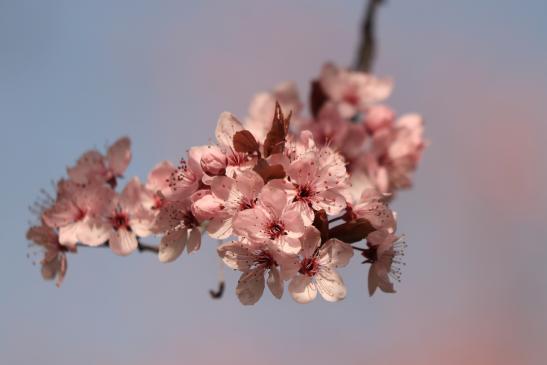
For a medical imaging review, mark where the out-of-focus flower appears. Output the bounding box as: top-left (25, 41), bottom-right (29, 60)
top-left (217, 239), bottom-right (299, 305)
top-left (42, 181), bottom-right (114, 246)
top-left (26, 224), bottom-right (75, 287)
top-left (233, 185), bottom-right (305, 254)
top-left (67, 137), bottom-right (131, 186)
top-left (288, 227), bottom-right (353, 303)
top-left (319, 63), bottom-right (392, 119)
top-left (362, 229), bottom-right (406, 296)
top-left (104, 177), bottom-right (156, 256)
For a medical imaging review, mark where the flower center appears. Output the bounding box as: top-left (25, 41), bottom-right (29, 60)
top-left (183, 210), bottom-right (198, 228)
top-left (299, 257), bottom-right (319, 277)
top-left (111, 211), bottom-right (129, 231)
top-left (267, 221), bottom-right (285, 239)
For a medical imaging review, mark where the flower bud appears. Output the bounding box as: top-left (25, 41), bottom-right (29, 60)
top-left (364, 105), bottom-right (395, 133)
top-left (200, 147), bottom-right (227, 176)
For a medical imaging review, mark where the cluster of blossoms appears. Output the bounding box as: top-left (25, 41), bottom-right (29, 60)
top-left (27, 63), bottom-right (425, 304)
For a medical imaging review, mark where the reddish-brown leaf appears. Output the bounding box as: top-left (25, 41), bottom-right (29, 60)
top-left (253, 158), bottom-right (286, 183)
top-left (263, 101), bottom-right (291, 158)
top-left (328, 219), bottom-right (375, 243)
top-left (233, 130), bottom-right (259, 154)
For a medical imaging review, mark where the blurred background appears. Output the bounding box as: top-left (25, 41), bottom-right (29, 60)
top-left (1, 0), bottom-right (546, 364)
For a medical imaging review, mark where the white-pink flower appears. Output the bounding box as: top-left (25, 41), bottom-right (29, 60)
top-left (362, 230), bottom-right (406, 296)
top-left (217, 239), bottom-right (299, 305)
top-left (270, 148), bottom-right (348, 225)
top-left (103, 177), bottom-right (156, 256)
top-left (193, 170), bottom-right (264, 239)
top-left (232, 185), bottom-right (305, 254)
top-left (288, 226), bottom-right (353, 303)
top-left (67, 137), bottom-right (131, 186)
top-left (42, 181), bottom-right (114, 246)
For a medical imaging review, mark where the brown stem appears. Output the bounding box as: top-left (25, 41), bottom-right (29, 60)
top-left (354, 0), bottom-right (385, 72)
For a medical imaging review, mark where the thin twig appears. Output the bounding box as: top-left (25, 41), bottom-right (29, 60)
top-left (354, 0), bottom-right (386, 73)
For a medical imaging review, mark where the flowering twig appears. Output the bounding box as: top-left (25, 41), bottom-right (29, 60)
top-left (354, 0), bottom-right (386, 72)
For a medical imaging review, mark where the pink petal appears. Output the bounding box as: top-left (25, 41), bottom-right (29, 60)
top-left (288, 275), bottom-right (317, 304)
top-left (106, 137), bottom-right (131, 177)
top-left (207, 216), bottom-right (233, 240)
top-left (186, 228), bottom-right (201, 254)
top-left (300, 226), bottom-right (321, 258)
top-left (158, 228), bottom-right (187, 263)
top-left (316, 268), bottom-right (347, 302)
top-left (319, 238), bottom-right (354, 268)
top-left (109, 229), bottom-right (138, 256)
top-left (215, 112), bottom-right (244, 150)
top-left (267, 267), bottom-right (283, 299)
top-left (217, 240), bottom-right (254, 271)
top-left (236, 269), bottom-right (265, 306)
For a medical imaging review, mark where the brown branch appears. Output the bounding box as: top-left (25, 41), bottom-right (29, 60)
top-left (354, 0), bottom-right (386, 73)
top-left (75, 239), bottom-right (159, 254)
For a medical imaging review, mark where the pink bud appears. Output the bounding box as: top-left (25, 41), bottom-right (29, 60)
top-left (200, 147), bottom-right (227, 176)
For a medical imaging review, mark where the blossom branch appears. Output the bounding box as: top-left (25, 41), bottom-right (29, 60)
top-left (354, 0), bottom-right (385, 72)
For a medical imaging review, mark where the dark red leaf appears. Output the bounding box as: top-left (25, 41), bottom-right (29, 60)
top-left (328, 219), bottom-right (375, 243)
top-left (263, 101), bottom-right (291, 158)
top-left (233, 130), bottom-right (259, 154)
top-left (253, 158), bottom-right (286, 183)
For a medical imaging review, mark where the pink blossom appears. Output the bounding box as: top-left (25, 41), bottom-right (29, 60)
top-left (42, 181), bottom-right (114, 246)
top-left (319, 63), bottom-right (392, 119)
top-left (26, 224), bottom-right (75, 287)
top-left (232, 185), bottom-right (305, 254)
top-left (270, 148), bottom-right (348, 225)
top-left (362, 230), bottom-right (406, 296)
top-left (103, 177), bottom-right (156, 256)
top-left (288, 227), bottom-right (353, 303)
top-left (67, 137), bottom-right (131, 186)
top-left (193, 170), bottom-right (264, 239)
top-left (217, 239), bottom-right (299, 305)
top-left (155, 197), bottom-right (202, 263)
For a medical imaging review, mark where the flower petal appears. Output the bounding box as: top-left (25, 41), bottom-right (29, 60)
top-left (288, 275), bottom-right (317, 304)
top-left (109, 229), bottom-right (138, 256)
top-left (158, 228), bottom-right (187, 263)
top-left (316, 268), bottom-right (347, 302)
top-left (267, 267), bottom-right (283, 299)
top-left (236, 269), bottom-right (265, 305)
